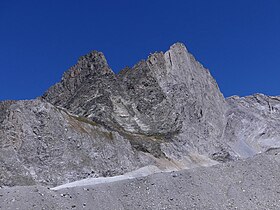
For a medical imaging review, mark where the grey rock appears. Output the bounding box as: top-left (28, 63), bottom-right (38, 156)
top-left (0, 100), bottom-right (16, 124)
top-left (42, 43), bottom-right (229, 160)
top-left (0, 99), bottom-right (155, 186)
top-left (224, 94), bottom-right (280, 157)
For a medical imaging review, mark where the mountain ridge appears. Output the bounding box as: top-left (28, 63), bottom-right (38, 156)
top-left (0, 42), bottom-right (279, 189)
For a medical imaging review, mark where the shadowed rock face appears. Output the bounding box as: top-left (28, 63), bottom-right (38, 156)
top-left (41, 51), bottom-right (120, 127)
top-left (0, 43), bottom-right (280, 189)
top-left (0, 100), bottom-right (16, 124)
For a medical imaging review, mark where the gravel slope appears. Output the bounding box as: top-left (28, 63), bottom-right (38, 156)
top-left (1, 149), bottom-right (279, 210)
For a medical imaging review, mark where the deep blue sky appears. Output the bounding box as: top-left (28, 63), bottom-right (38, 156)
top-left (1, 0), bottom-right (279, 100)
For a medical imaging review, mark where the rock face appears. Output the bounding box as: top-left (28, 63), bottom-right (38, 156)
top-left (42, 43), bottom-right (228, 159)
top-left (0, 42), bottom-right (280, 190)
top-left (225, 94), bottom-right (280, 157)
top-left (0, 99), bottom-right (157, 186)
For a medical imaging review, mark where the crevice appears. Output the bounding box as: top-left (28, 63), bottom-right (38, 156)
top-left (168, 52), bottom-right (173, 66)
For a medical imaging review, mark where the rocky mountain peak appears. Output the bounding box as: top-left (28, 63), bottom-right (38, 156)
top-left (42, 49), bottom-right (115, 108)
top-left (62, 50), bottom-right (112, 81)
top-left (1, 42), bottom-right (280, 210)
top-left (43, 43), bottom-right (228, 156)
top-left (2, 42), bottom-right (280, 190)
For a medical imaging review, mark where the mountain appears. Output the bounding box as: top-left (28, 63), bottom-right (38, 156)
top-left (42, 43), bottom-right (228, 157)
top-left (0, 43), bottom-right (279, 209)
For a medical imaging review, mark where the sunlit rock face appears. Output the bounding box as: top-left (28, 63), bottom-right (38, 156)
top-left (225, 94), bottom-right (280, 157)
top-left (0, 99), bottom-right (155, 186)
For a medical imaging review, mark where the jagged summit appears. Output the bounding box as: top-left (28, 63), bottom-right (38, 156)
top-left (76, 50), bottom-right (111, 72)
top-left (66, 50), bottom-right (112, 77)
top-left (78, 50), bottom-right (106, 62)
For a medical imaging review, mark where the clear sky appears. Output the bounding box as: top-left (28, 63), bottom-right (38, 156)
top-left (1, 0), bottom-right (279, 100)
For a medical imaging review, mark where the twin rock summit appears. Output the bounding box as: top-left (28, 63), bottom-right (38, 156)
top-left (1, 43), bottom-right (280, 209)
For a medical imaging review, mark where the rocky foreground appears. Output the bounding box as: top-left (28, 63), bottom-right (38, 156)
top-left (0, 43), bottom-right (280, 209)
top-left (1, 149), bottom-right (280, 209)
